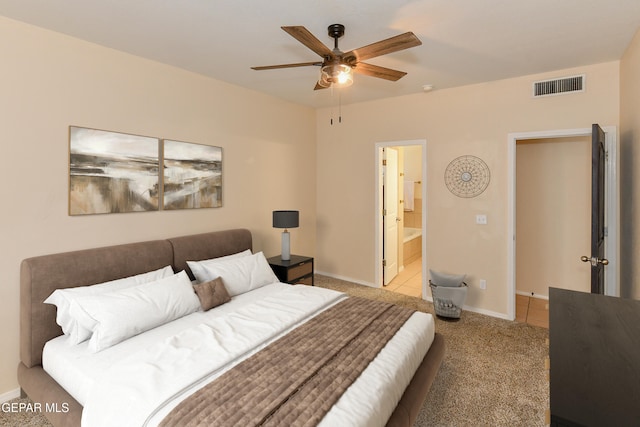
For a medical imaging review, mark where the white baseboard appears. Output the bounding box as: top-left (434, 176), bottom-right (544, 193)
top-left (463, 305), bottom-right (512, 320)
top-left (318, 271), bottom-right (512, 320)
top-left (0, 388), bottom-right (21, 403)
top-left (422, 295), bottom-right (512, 320)
top-left (516, 290), bottom-right (549, 300)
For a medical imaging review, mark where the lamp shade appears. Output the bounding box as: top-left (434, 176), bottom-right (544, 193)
top-left (273, 210), bottom-right (299, 229)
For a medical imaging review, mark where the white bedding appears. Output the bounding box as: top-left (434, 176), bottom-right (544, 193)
top-left (43, 283), bottom-right (435, 427)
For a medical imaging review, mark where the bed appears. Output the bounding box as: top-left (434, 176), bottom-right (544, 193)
top-left (18, 228), bottom-right (445, 427)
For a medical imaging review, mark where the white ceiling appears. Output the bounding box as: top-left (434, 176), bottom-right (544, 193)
top-left (1, 0), bottom-right (639, 108)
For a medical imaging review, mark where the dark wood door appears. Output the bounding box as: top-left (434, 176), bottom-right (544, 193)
top-left (589, 124), bottom-right (606, 294)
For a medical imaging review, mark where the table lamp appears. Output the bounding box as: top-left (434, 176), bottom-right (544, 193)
top-left (273, 210), bottom-right (299, 261)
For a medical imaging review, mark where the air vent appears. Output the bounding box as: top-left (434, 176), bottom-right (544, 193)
top-left (533, 74), bottom-right (585, 97)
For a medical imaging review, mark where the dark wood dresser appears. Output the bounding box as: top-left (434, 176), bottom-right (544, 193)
top-left (549, 288), bottom-right (640, 426)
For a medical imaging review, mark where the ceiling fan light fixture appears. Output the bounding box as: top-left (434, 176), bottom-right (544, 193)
top-left (253, 24), bottom-right (421, 93)
top-left (319, 63), bottom-right (353, 88)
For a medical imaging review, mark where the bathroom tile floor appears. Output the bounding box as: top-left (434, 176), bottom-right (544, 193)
top-left (385, 257), bottom-right (423, 298)
top-left (515, 294), bottom-right (549, 329)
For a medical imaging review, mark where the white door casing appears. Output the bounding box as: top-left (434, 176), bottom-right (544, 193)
top-left (507, 127), bottom-right (618, 320)
top-left (374, 139), bottom-right (427, 296)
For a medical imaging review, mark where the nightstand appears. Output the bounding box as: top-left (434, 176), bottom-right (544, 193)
top-left (267, 255), bottom-right (314, 286)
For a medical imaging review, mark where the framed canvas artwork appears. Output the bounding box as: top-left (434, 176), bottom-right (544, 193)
top-left (69, 127), bottom-right (160, 215)
top-left (162, 140), bottom-right (222, 210)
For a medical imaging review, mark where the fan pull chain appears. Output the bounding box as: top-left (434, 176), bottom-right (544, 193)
top-left (329, 86), bottom-right (343, 125)
top-left (330, 86), bottom-right (335, 125)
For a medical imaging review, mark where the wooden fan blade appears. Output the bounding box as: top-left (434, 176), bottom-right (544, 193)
top-left (353, 62), bottom-right (407, 81)
top-left (343, 32), bottom-right (421, 62)
top-left (282, 26), bottom-right (334, 58)
top-left (251, 61), bottom-right (322, 71)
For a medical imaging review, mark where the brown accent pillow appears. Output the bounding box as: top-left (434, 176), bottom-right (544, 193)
top-left (193, 277), bottom-right (231, 311)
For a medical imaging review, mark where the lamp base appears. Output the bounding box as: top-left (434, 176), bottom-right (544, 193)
top-left (281, 230), bottom-right (291, 261)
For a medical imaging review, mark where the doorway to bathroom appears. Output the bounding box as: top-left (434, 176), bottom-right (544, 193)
top-left (374, 139), bottom-right (427, 298)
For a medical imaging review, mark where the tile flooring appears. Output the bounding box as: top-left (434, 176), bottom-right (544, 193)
top-left (384, 257), bottom-right (423, 298)
top-left (516, 294), bottom-right (549, 329)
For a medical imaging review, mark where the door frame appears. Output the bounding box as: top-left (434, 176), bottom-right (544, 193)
top-left (374, 139), bottom-right (427, 295)
top-left (507, 127), bottom-right (618, 320)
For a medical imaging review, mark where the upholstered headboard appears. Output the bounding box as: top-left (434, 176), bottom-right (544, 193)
top-left (20, 229), bottom-right (252, 368)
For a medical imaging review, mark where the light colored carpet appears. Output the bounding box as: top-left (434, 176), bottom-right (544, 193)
top-left (314, 275), bottom-right (550, 427)
top-left (2, 275), bottom-right (549, 427)
top-left (0, 397), bottom-right (51, 426)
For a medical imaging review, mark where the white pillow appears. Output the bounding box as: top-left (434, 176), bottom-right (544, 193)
top-left (187, 249), bottom-right (252, 282)
top-left (44, 265), bottom-right (174, 344)
top-left (69, 270), bottom-right (200, 353)
top-left (188, 251), bottom-right (278, 297)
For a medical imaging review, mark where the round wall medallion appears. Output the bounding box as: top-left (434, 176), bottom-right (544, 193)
top-left (444, 155), bottom-right (490, 198)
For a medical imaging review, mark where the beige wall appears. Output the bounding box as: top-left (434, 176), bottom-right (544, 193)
top-left (402, 145), bottom-right (423, 230)
top-left (516, 137), bottom-right (591, 297)
top-left (316, 61), bottom-right (619, 317)
top-left (403, 145), bottom-right (423, 182)
top-left (620, 28), bottom-right (640, 299)
top-left (0, 17), bottom-right (315, 396)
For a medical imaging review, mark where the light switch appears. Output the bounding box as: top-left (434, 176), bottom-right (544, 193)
top-left (476, 214), bottom-right (487, 225)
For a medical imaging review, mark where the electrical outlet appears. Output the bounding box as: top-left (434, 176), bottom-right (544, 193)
top-left (476, 214), bottom-right (487, 225)
top-left (479, 279), bottom-right (487, 290)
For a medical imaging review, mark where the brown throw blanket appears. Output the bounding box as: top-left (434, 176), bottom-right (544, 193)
top-left (160, 296), bottom-right (415, 427)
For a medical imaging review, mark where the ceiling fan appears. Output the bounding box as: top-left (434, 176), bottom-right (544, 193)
top-left (251, 24), bottom-right (422, 90)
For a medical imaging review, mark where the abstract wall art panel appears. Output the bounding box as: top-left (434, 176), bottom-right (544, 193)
top-left (69, 127), bottom-right (160, 215)
top-left (162, 140), bottom-right (222, 210)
